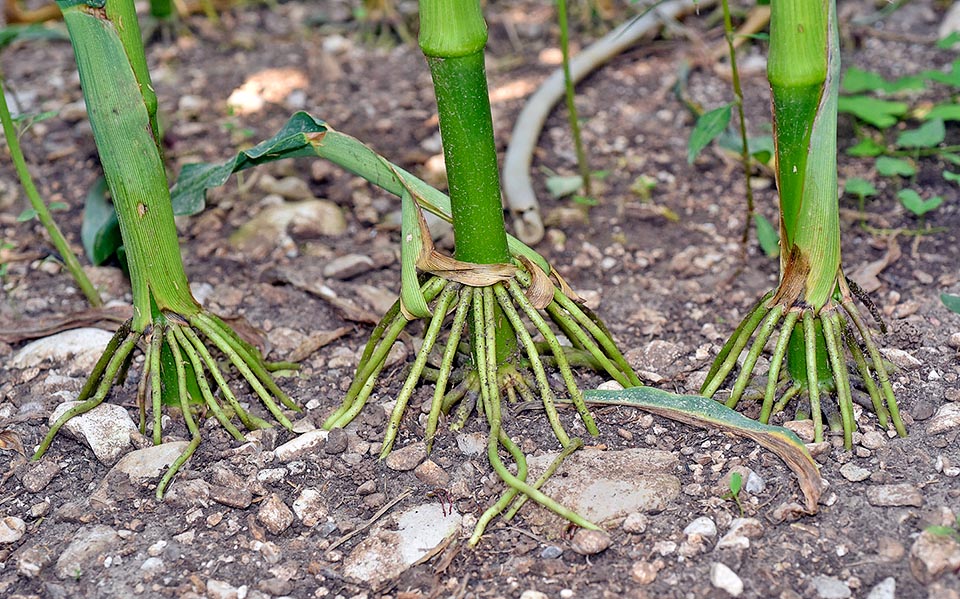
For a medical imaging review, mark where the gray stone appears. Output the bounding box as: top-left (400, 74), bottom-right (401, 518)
top-left (111, 441), bottom-right (190, 482)
top-left (519, 592), bottom-right (548, 599)
top-left (343, 502), bottom-right (460, 586)
top-left (880, 348), bottom-right (921, 370)
top-left (55, 524), bottom-right (122, 579)
top-left (12, 328), bottom-right (114, 373)
top-left (384, 441), bottom-right (427, 471)
top-left (323, 254), bottom-right (376, 280)
top-left (257, 493), bottom-right (295, 535)
top-left (866, 484), bottom-right (923, 508)
top-left (710, 562), bottom-right (743, 597)
top-left (861, 431), bottom-right (887, 450)
top-left (717, 518), bottom-right (764, 550)
top-left (630, 560), bottom-right (661, 584)
top-left (571, 529), bottom-right (611, 555)
top-left (523, 449), bottom-right (679, 532)
top-left (230, 200), bottom-right (347, 254)
top-left (21, 460), bottom-right (61, 493)
top-left (49, 401), bottom-right (138, 464)
top-left (274, 429), bottom-right (328, 462)
top-left (258, 175), bottom-right (313, 200)
top-left (140, 557), bottom-right (164, 575)
top-left (812, 575), bottom-right (851, 599)
top-left (909, 530), bottom-right (960, 584)
top-left (784, 420), bottom-right (815, 443)
top-left (540, 545), bottom-right (563, 559)
top-left (324, 428), bottom-right (349, 454)
top-left (17, 545), bottom-right (52, 577)
top-left (866, 577), bottom-right (896, 599)
top-left (210, 485), bottom-right (252, 509)
top-left (839, 463), bottom-right (871, 482)
top-left (0, 516), bottom-right (26, 544)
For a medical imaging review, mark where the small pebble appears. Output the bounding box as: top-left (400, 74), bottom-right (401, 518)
top-left (540, 545), bottom-right (563, 559)
top-left (630, 560), bottom-right (660, 584)
top-left (812, 575), bottom-right (851, 599)
top-left (257, 493), bottom-right (295, 535)
top-left (0, 516), bottom-right (26, 544)
top-left (866, 484), bottom-right (923, 508)
top-left (324, 428), bottom-right (348, 454)
top-left (622, 512), bottom-right (648, 534)
top-left (571, 529), bottom-right (611, 555)
top-left (684, 516), bottom-right (717, 538)
top-left (839, 463), bottom-right (871, 482)
top-left (861, 431), bottom-right (886, 450)
top-left (866, 577), bottom-right (895, 599)
top-left (384, 442), bottom-right (427, 471)
top-left (519, 591), bottom-right (548, 599)
top-left (710, 562), bottom-right (743, 596)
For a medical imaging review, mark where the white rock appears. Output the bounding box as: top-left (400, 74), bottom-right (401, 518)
top-left (812, 575), bottom-right (851, 598)
top-left (622, 513), bottom-right (648, 534)
top-left (343, 503), bottom-right (460, 586)
top-left (110, 442), bottom-right (191, 482)
top-left (909, 529), bottom-right (960, 584)
top-left (12, 328), bottom-right (114, 373)
top-left (230, 200), bottom-right (347, 253)
top-left (207, 578), bottom-right (240, 599)
top-left (571, 529), bottom-right (611, 555)
top-left (0, 516), bottom-right (26, 544)
top-left (322, 254), bottom-right (375, 280)
top-left (48, 401), bottom-right (138, 464)
top-left (523, 449), bottom-right (680, 532)
top-left (716, 518), bottom-right (764, 550)
top-left (140, 556), bottom-right (164, 574)
top-left (292, 488), bottom-right (327, 527)
top-left (519, 591), bottom-right (548, 599)
top-left (710, 562), bottom-right (743, 596)
top-left (275, 429), bottom-right (328, 462)
top-left (684, 516), bottom-right (718, 538)
top-left (55, 525), bottom-right (122, 579)
top-left (456, 432), bottom-right (487, 456)
top-left (927, 403), bottom-right (960, 435)
top-left (879, 348), bottom-right (921, 370)
top-left (866, 577), bottom-right (895, 599)
top-left (257, 493), bottom-right (294, 535)
top-left (839, 463), bottom-right (871, 482)
top-left (384, 441), bottom-right (427, 471)
top-left (866, 484), bottom-right (923, 508)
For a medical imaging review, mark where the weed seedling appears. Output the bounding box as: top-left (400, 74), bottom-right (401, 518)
top-left (722, 471), bottom-right (745, 516)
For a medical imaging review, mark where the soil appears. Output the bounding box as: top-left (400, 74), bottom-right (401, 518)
top-left (1, 1), bottom-right (959, 598)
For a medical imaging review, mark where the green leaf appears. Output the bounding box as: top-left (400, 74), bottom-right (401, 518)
top-left (837, 95), bottom-right (908, 128)
top-left (687, 103), bottom-right (732, 164)
top-left (81, 176), bottom-right (123, 265)
top-left (938, 32), bottom-right (960, 49)
top-left (49, 201), bottom-right (69, 211)
top-left (925, 61), bottom-right (960, 87)
top-left (842, 67), bottom-right (889, 93)
top-left (925, 103), bottom-right (960, 122)
top-left (581, 386), bottom-right (822, 512)
top-left (545, 174), bottom-right (583, 199)
top-left (846, 138), bottom-right (885, 157)
top-left (399, 190), bottom-right (431, 319)
top-left (896, 119), bottom-right (945, 149)
top-left (16, 209), bottom-right (38, 222)
top-left (941, 293), bottom-right (960, 314)
top-left (748, 134), bottom-right (774, 164)
top-left (753, 213), bottom-right (780, 258)
top-left (571, 194), bottom-right (599, 207)
top-left (897, 189), bottom-right (943, 217)
top-left (944, 171), bottom-right (960, 184)
top-left (875, 156), bottom-right (916, 177)
top-left (844, 177), bottom-right (878, 198)
top-left (942, 153), bottom-right (960, 166)
top-left (729, 471), bottom-right (743, 495)
top-left (0, 23), bottom-right (68, 51)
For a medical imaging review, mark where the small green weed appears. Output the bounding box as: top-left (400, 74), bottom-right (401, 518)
top-left (722, 471), bottom-right (745, 516)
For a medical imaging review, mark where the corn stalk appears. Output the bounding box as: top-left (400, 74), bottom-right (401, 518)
top-left (700, 0), bottom-right (906, 448)
top-left (32, 0), bottom-right (297, 496)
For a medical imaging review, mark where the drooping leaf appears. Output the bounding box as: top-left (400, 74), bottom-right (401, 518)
top-left (399, 189), bottom-right (431, 320)
top-left (81, 176), bottom-right (123, 265)
top-left (941, 293), bottom-right (960, 314)
top-left (687, 103), bottom-right (732, 164)
top-left (875, 156), bottom-right (916, 177)
top-left (897, 189), bottom-right (943, 217)
top-left (846, 138), bottom-right (885, 157)
top-left (944, 171), bottom-right (960, 184)
top-left (0, 23), bottom-right (68, 51)
top-left (943, 153), bottom-right (960, 166)
top-left (841, 67), bottom-right (888, 93)
top-left (924, 61), bottom-right (960, 87)
top-left (582, 386), bottom-right (823, 513)
top-left (837, 95), bottom-right (908, 128)
top-left (938, 32), bottom-right (960, 49)
top-left (896, 119), bottom-right (945, 149)
top-left (170, 111), bottom-right (550, 274)
top-left (753, 213), bottom-right (779, 258)
top-left (843, 177), bottom-right (877, 198)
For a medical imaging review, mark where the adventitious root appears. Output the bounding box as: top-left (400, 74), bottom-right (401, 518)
top-left (33, 310), bottom-right (298, 498)
top-left (701, 275), bottom-right (906, 448)
top-left (323, 263), bottom-right (639, 543)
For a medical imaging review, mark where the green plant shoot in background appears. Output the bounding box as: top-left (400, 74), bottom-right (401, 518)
top-left (31, 0), bottom-right (299, 497)
top-left (700, 0), bottom-right (906, 449)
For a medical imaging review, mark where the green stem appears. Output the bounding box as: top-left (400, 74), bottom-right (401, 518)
top-left (58, 0), bottom-right (198, 329)
top-left (0, 73), bottom-right (103, 308)
top-left (557, 0), bottom-right (591, 199)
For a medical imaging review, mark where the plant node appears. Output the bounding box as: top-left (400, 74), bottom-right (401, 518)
top-left (33, 310), bottom-right (298, 499)
top-left (322, 259), bottom-right (639, 543)
top-left (700, 273), bottom-right (906, 448)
